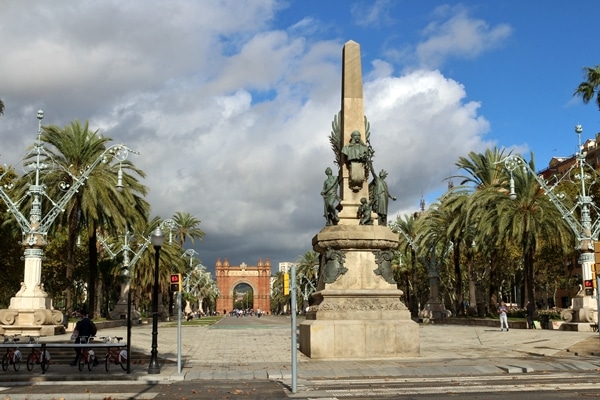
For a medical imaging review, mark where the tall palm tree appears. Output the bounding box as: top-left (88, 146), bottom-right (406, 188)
top-left (453, 147), bottom-right (508, 311)
top-left (574, 65), bottom-right (600, 110)
top-left (391, 213), bottom-right (420, 315)
top-left (172, 211), bottom-right (204, 247)
top-left (39, 120), bottom-right (149, 316)
top-left (493, 154), bottom-right (573, 306)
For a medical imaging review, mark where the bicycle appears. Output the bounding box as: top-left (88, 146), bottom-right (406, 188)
top-left (78, 336), bottom-right (97, 371)
top-left (1, 335), bottom-right (22, 371)
top-left (100, 336), bottom-right (127, 371)
top-left (25, 336), bottom-right (50, 372)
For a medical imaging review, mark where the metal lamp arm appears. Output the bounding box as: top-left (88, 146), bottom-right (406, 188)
top-left (127, 237), bottom-right (151, 269)
top-left (0, 189), bottom-right (31, 233)
top-left (501, 155), bottom-right (584, 240)
top-left (39, 144), bottom-right (138, 234)
top-left (390, 222), bottom-right (418, 251)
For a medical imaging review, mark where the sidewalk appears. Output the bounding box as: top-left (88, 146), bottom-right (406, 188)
top-left (1, 315), bottom-right (599, 383)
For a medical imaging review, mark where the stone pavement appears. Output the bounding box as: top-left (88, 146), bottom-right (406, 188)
top-left (1, 315), bottom-right (599, 384)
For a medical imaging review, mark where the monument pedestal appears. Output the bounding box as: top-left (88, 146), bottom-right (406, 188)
top-left (0, 253), bottom-right (65, 336)
top-left (299, 225), bottom-right (420, 359)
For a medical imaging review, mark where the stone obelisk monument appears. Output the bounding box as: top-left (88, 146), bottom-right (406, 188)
top-left (299, 40), bottom-right (419, 359)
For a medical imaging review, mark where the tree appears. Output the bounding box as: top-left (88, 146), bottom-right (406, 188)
top-left (295, 251), bottom-right (319, 311)
top-left (0, 99), bottom-right (4, 116)
top-left (574, 65), bottom-right (600, 110)
top-left (492, 154), bottom-right (574, 306)
top-left (453, 147), bottom-right (509, 311)
top-left (39, 120), bottom-right (149, 316)
top-left (172, 211), bottom-right (204, 247)
top-left (391, 214), bottom-right (421, 316)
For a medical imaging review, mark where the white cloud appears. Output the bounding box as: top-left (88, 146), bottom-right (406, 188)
top-left (0, 1), bottom-right (497, 270)
top-left (416, 5), bottom-right (512, 69)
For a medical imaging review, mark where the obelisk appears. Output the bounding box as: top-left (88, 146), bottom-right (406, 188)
top-left (338, 40), bottom-right (368, 222)
top-left (299, 41), bottom-right (419, 359)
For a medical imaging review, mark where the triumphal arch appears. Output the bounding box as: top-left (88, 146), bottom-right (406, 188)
top-left (215, 258), bottom-right (271, 314)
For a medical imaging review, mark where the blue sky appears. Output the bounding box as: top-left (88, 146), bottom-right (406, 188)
top-left (1, 1), bottom-right (600, 274)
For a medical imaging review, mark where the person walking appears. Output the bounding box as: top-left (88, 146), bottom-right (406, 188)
top-left (498, 301), bottom-right (509, 332)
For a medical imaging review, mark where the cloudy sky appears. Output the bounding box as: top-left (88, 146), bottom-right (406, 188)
top-left (1, 1), bottom-right (600, 274)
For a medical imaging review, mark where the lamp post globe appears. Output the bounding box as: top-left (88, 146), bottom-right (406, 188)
top-left (148, 227), bottom-right (165, 374)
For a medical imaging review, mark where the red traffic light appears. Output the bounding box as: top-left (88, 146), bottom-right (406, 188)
top-left (584, 279), bottom-right (593, 288)
top-left (170, 273), bottom-right (182, 292)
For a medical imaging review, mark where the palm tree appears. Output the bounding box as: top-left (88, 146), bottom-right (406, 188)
top-left (453, 147), bottom-right (508, 311)
top-left (39, 120), bottom-right (149, 316)
top-left (0, 99), bottom-right (4, 116)
top-left (295, 250), bottom-right (319, 311)
top-left (574, 65), bottom-right (600, 110)
top-left (172, 211), bottom-right (204, 247)
top-left (493, 154), bottom-right (573, 306)
top-left (270, 271), bottom-right (287, 315)
top-left (391, 214), bottom-right (420, 316)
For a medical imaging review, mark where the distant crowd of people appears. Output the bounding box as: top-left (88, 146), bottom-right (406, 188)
top-left (227, 308), bottom-right (264, 317)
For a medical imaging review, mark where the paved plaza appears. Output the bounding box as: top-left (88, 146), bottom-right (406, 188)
top-left (0, 314), bottom-right (598, 384)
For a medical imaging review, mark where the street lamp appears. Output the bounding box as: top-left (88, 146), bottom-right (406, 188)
top-left (148, 227), bottom-right (165, 374)
top-left (499, 124), bottom-right (600, 327)
top-left (99, 230), bottom-right (151, 374)
top-left (0, 110), bottom-right (138, 333)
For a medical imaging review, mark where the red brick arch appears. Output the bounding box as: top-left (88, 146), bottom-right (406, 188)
top-left (215, 258), bottom-right (271, 314)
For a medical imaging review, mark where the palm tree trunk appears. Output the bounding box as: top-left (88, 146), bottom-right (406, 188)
top-left (87, 229), bottom-right (99, 318)
top-left (453, 241), bottom-right (463, 315)
top-left (488, 252), bottom-right (499, 314)
top-left (65, 201), bottom-right (80, 314)
top-left (524, 248), bottom-right (535, 306)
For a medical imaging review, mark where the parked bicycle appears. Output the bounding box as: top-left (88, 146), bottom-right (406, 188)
top-left (100, 336), bottom-right (127, 371)
top-left (78, 336), bottom-right (97, 371)
top-left (2, 335), bottom-right (22, 371)
top-left (25, 336), bottom-right (50, 372)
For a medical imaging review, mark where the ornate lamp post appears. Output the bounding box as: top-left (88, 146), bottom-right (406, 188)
top-left (148, 227), bottom-right (165, 374)
top-left (0, 110), bottom-right (137, 335)
top-left (500, 124), bottom-right (600, 327)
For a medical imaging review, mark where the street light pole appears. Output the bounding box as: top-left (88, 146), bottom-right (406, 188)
top-left (500, 125), bottom-right (600, 327)
top-left (148, 227), bottom-right (165, 374)
top-left (0, 110), bottom-right (138, 332)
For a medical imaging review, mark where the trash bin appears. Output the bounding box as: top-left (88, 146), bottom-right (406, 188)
top-left (540, 315), bottom-right (550, 329)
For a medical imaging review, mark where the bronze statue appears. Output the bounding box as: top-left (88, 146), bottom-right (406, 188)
top-left (369, 169), bottom-right (396, 225)
top-left (321, 167), bottom-right (339, 226)
top-left (342, 131), bottom-right (370, 191)
top-left (341, 131), bottom-right (369, 161)
top-left (357, 197), bottom-right (372, 225)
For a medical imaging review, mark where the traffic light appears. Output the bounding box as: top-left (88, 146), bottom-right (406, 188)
top-left (584, 279), bottom-right (594, 296)
top-left (170, 273), bottom-right (182, 292)
top-left (283, 273), bottom-right (289, 295)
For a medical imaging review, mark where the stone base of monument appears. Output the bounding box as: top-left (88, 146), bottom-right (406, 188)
top-left (109, 301), bottom-right (141, 322)
top-left (299, 225), bottom-right (420, 359)
top-left (0, 308), bottom-right (65, 336)
top-left (299, 290), bottom-right (419, 358)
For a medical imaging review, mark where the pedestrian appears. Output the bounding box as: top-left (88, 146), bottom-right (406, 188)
top-left (526, 301), bottom-right (536, 329)
top-left (70, 309), bottom-right (98, 366)
top-left (498, 301), bottom-right (509, 332)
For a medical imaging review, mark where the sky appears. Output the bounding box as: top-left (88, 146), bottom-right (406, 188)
top-left (2, 0), bottom-right (600, 276)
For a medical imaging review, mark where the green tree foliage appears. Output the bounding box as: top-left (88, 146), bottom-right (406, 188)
top-left (574, 65), bottom-right (600, 110)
